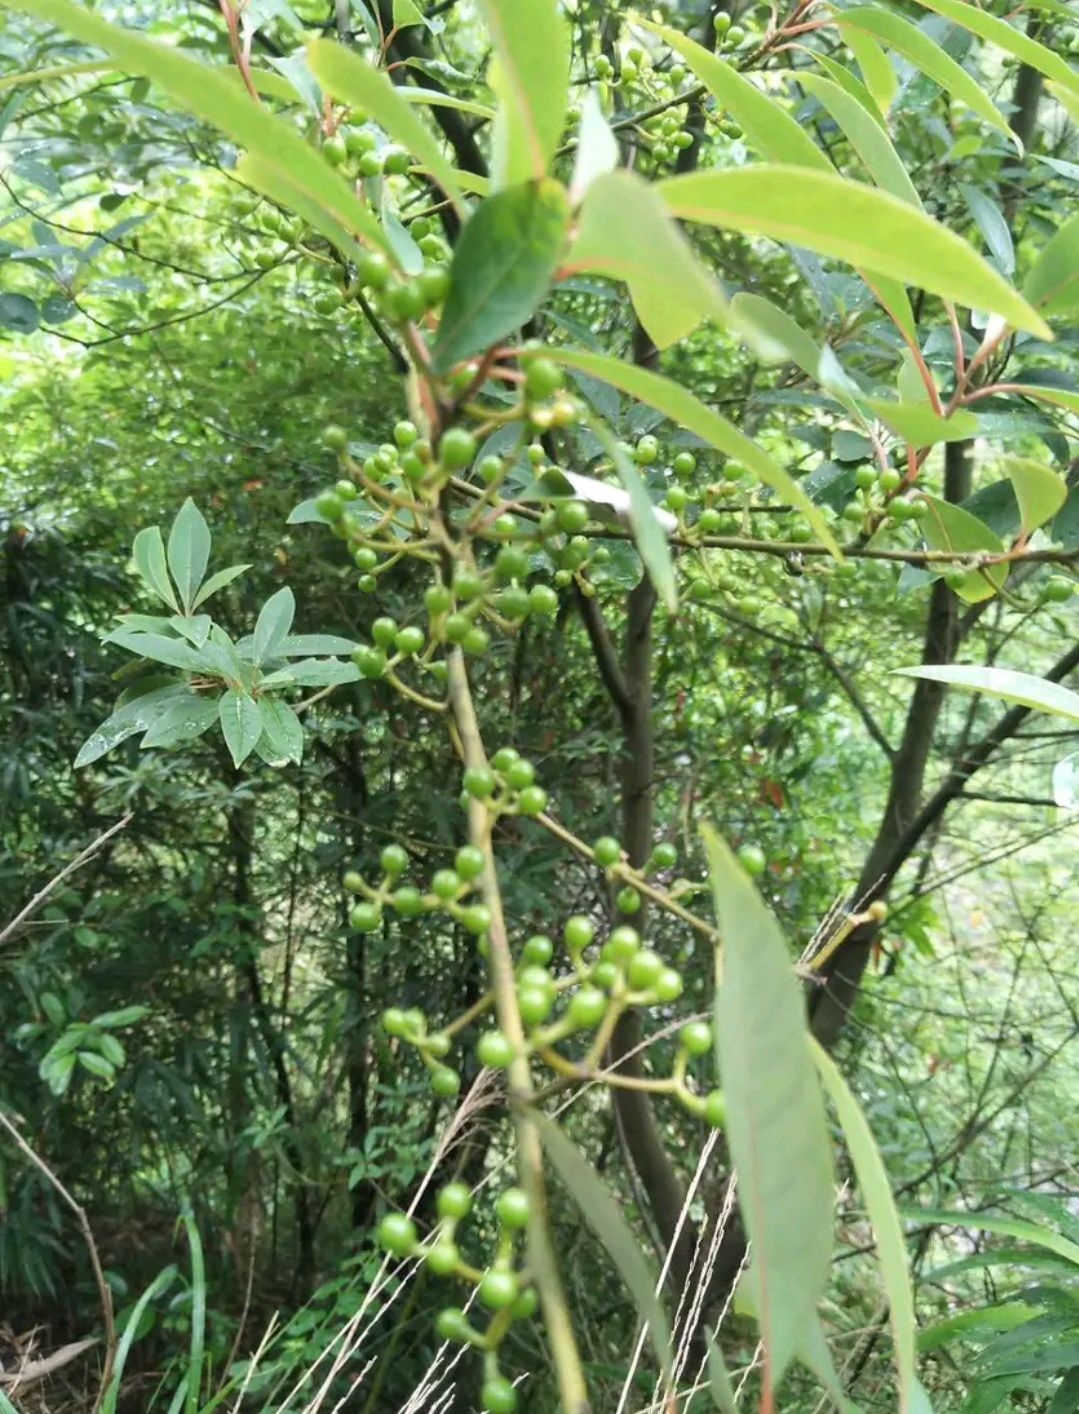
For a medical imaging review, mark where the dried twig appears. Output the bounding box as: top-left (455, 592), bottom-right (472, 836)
top-left (0, 814), bottom-right (133, 949)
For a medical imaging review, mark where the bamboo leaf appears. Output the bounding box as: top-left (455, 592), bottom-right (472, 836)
top-left (536, 1113), bottom-right (671, 1378)
top-left (541, 347), bottom-right (839, 552)
top-left (704, 824), bottom-right (834, 1394)
top-left (892, 666), bottom-right (1079, 725)
top-left (477, 0), bottom-right (569, 188)
top-left (659, 168), bottom-right (1050, 338)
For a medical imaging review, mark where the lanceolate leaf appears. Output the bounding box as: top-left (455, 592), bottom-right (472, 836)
top-left (730, 292), bottom-right (862, 419)
top-left (910, 0), bottom-right (1079, 101)
top-left (140, 696), bottom-right (219, 749)
top-left (132, 526), bottom-right (179, 612)
top-left (704, 824), bottom-right (834, 1394)
top-left (842, 25), bottom-right (897, 115)
top-left (812, 1040), bottom-right (927, 1414)
top-left (837, 8), bottom-right (1016, 151)
top-left (659, 168), bottom-right (1050, 338)
top-left (257, 697), bottom-right (304, 764)
top-left (192, 562), bottom-right (250, 609)
top-left (591, 418), bottom-right (677, 613)
top-left (959, 184), bottom-right (1015, 278)
top-left (536, 1113), bottom-right (671, 1378)
top-left (900, 1209), bottom-right (1079, 1267)
top-left (919, 495), bottom-right (1007, 602)
top-left (478, 0), bottom-right (569, 189)
top-left (305, 39), bottom-right (465, 213)
top-left (1, 0), bottom-right (389, 253)
top-left (108, 630), bottom-right (207, 673)
top-left (74, 685), bottom-right (191, 768)
top-left (259, 659), bottom-right (361, 688)
top-left (564, 170), bottom-right (727, 348)
top-left (219, 689), bottom-right (262, 767)
top-left (166, 499), bottom-right (211, 614)
top-left (431, 179), bottom-right (568, 373)
top-left (1023, 211), bottom-right (1079, 317)
top-left (797, 73), bottom-right (922, 208)
top-left (646, 22), bottom-right (829, 171)
top-left (569, 90), bottom-right (618, 204)
top-left (892, 666), bottom-right (1079, 725)
top-left (864, 398), bottom-right (978, 445)
top-left (542, 347), bottom-right (839, 552)
top-left (1002, 457), bottom-right (1067, 534)
top-left (252, 587), bottom-right (296, 664)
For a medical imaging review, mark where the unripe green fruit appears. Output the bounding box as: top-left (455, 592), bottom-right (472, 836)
top-left (602, 925), bottom-right (640, 964)
top-left (650, 841), bottom-right (677, 870)
top-left (437, 1181), bottom-right (472, 1219)
top-left (491, 747), bottom-right (519, 770)
top-left (383, 146), bottom-right (410, 175)
top-left (322, 134), bottom-right (347, 165)
top-left (359, 150), bottom-right (384, 177)
top-left (842, 502), bottom-right (864, 524)
top-left (1044, 576), bottom-right (1072, 603)
top-left (345, 128), bottom-right (376, 156)
top-left (431, 1066), bottom-right (460, 1098)
top-left (343, 869), bottom-right (365, 893)
top-left (394, 419), bottom-right (418, 449)
top-left (511, 1287), bottom-right (538, 1320)
top-left (592, 960), bottom-right (619, 989)
top-left (593, 836), bottom-right (622, 867)
top-left (713, 10), bottom-right (731, 32)
top-left (522, 934), bottom-right (553, 965)
top-left (665, 486), bottom-right (688, 513)
top-left (419, 233), bottom-right (446, 260)
top-left (481, 1375), bottom-right (518, 1413)
top-left (454, 568), bottom-right (485, 601)
top-left (480, 1267), bottom-right (520, 1309)
top-left (435, 1306), bottom-right (468, 1341)
top-left (432, 868), bottom-right (461, 900)
top-left (253, 248), bottom-right (277, 269)
top-left (354, 548), bottom-right (378, 571)
top-left (568, 986), bottom-right (607, 1028)
top-left (673, 451), bottom-right (696, 478)
top-left (635, 434), bottom-right (660, 465)
top-left (654, 967), bottom-right (683, 1001)
top-left (463, 766), bottom-right (495, 799)
top-left (372, 616), bottom-right (398, 648)
top-left (704, 1089), bottom-right (727, 1126)
top-left (315, 490), bottom-right (345, 521)
top-left (669, 63), bottom-right (686, 85)
top-left (439, 427), bottom-right (477, 469)
top-left (525, 357), bottom-right (564, 399)
top-left (553, 569), bottom-right (572, 587)
top-left (425, 584), bottom-right (453, 616)
top-left (495, 546), bottom-right (530, 582)
top-left (392, 886), bottom-right (424, 918)
top-left (358, 251), bottom-right (390, 289)
top-left (395, 625), bottom-right (425, 656)
top-left (335, 477), bottom-right (359, 498)
top-left (382, 1006), bottom-right (407, 1036)
top-left (505, 758), bottom-right (535, 790)
top-left (461, 904), bottom-right (491, 936)
top-left (425, 1239), bottom-right (459, 1275)
top-left (455, 845), bottom-right (484, 881)
top-left (563, 915), bottom-right (595, 952)
top-left (380, 844), bottom-right (409, 877)
top-left (401, 452), bottom-right (426, 484)
top-left (698, 508), bottom-right (723, 533)
top-left (517, 985), bottom-right (552, 1026)
top-left (680, 1021), bottom-right (713, 1056)
top-left (627, 949), bottom-right (663, 990)
top-left (594, 54), bottom-right (613, 77)
top-left (478, 454), bottom-right (503, 485)
top-left (944, 567), bottom-right (968, 592)
top-left (528, 583), bottom-right (559, 615)
top-left (855, 466), bottom-right (876, 490)
top-left (476, 1030), bottom-right (515, 1069)
top-left (726, 24), bottom-right (745, 45)
top-left (879, 467), bottom-right (902, 492)
top-left (463, 625), bottom-right (490, 656)
top-left (444, 612), bottom-right (471, 644)
top-left (427, 1032), bottom-right (451, 1058)
top-left (322, 424), bottom-right (348, 451)
top-left (617, 886), bottom-right (642, 914)
top-left (517, 785), bottom-right (547, 815)
top-left (496, 1187), bottom-right (531, 1229)
top-left (377, 1212), bottom-right (417, 1257)
top-left (419, 267), bottom-right (450, 307)
top-left (738, 844), bottom-right (766, 877)
top-left (350, 902), bottom-right (382, 933)
top-left (357, 574), bottom-right (377, 593)
top-left (385, 280), bottom-right (424, 321)
top-left (556, 499), bottom-right (590, 533)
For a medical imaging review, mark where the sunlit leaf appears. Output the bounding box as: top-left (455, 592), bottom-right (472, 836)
top-left (797, 73), bottom-right (922, 208)
top-left (569, 90), bottom-right (618, 204)
top-left (910, 0), bottom-right (1079, 100)
top-left (478, 0), bottom-right (569, 189)
top-left (892, 666), bottom-right (1079, 725)
top-left (843, 25), bottom-right (897, 115)
top-left (1024, 211), bottom-right (1079, 318)
top-left (864, 398), bottom-right (978, 445)
top-left (590, 418), bottom-right (677, 613)
top-left (1002, 457), bottom-right (1067, 535)
top-left (918, 495), bottom-right (1008, 601)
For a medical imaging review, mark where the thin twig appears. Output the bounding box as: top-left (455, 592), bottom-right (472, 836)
top-left (0, 814), bottom-right (133, 948)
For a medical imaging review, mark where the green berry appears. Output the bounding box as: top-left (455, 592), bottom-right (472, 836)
top-left (481, 1375), bottom-right (518, 1413)
top-left (380, 844), bottom-right (409, 877)
top-left (425, 584), bottom-right (453, 616)
top-left (435, 1306), bottom-right (468, 1341)
top-left (593, 836), bottom-right (621, 868)
top-left (453, 568), bottom-right (485, 601)
top-left (358, 251), bottom-right (390, 289)
top-left (377, 1212), bottom-right (417, 1257)
top-left (383, 146), bottom-right (410, 175)
top-left (616, 886), bottom-right (642, 914)
top-left (680, 1021), bottom-right (713, 1056)
top-left (359, 150), bottom-right (383, 177)
top-left (491, 747), bottom-right (519, 771)
top-left (432, 868), bottom-right (461, 900)
top-left (322, 424), bottom-right (348, 451)
top-left (635, 434), bottom-right (660, 465)
top-left (517, 785), bottom-right (547, 815)
top-left (592, 960), bottom-right (619, 989)
top-left (495, 1187), bottom-right (531, 1229)
top-left (394, 419), bottom-right (418, 449)
top-left (425, 1239), bottom-right (459, 1275)
top-left (522, 934), bottom-right (553, 965)
top-left (463, 767), bottom-right (495, 799)
top-left (463, 625), bottom-right (489, 656)
top-left (431, 1066), bottom-right (461, 1098)
top-left (563, 915), bottom-right (594, 952)
top-left (479, 1269), bottom-right (519, 1310)
top-left (350, 902), bottom-right (382, 933)
top-left (461, 904), bottom-right (491, 936)
top-left (726, 24), bottom-right (745, 45)
top-left (372, 617), bottom-right (398, 649)
top-left (315, 490), bottom-right (345, 521)
top-left (511, 1288), bottom-right (538, 1321)
top-left (650, 841), bottom-right (677, 870)
top-left (528, 583), bottom-right (559, 615)
top-left (444, 612), bottom-right (471, 644)
top-left (455, 845), bottom-right (484, 880)
top-left (602, 925), bottom-right (640, 964)
top-left (343, 869), bottom-right (365, 893)
top-left (495, 545), bottom-right (530, 582)
top-left (654, 967), bottom-right (683, 1002)
top-left (476, 1030), bottom-right (515, 1069)
top-left (391, 886), bottom-right (424, 918)
top-left (713, 11), bottom-right (731, 33)
top-left (1044, 576), bottom-right (1072, 603)
top-left (556, 499), bottom-right (590, 533)
top-left (704, 1089), bottom-right (727, 1127)
top-left (627, 949), bottom-right (663, 990)
top-left (382, 1006), bottom-right (407, 1036)
top-left (395, 625), bottom-right (425, 656)
top-left (322, 133), bottom-right (347, 165)
top-left (517, 986), bottom-right (551, 1026)
top-left (698, 508), bottom-right (723, 533)
top-left (439, 427), bottom-right (477, 470)
top-left (944, 567), bottom-right (968, 592)
top-left (568, 986), bottom-right (607, 1028)
top-left (673, 451), bottom-right (696, 478)
top-left (525, 357), bottom-right (564, 400)
top-left (505, 758), bottom-right (535, 790)
top-left (737, 844), bottom-right (766, 877)
top-left (438, 1182), bottom-right (472, 1219)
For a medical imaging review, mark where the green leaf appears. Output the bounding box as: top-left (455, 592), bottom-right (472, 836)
top-left (864, 398), bottom-right (979, 445)
top-left (569, 90), bottom-right (618, 203)
top-left (730, 292), bottom-right (862, 418)
top-left (108, 630), bottom-right (206, 673)
top-left (1002, 456), bottom-right (1067, 534)
top-left (0, 291), bottom-right (40, 332)
top-left (219, 690), bottom-right (262, 767)
top-left (392, 0), bottom-right (425, 28)
top-left (305, 38), bottom-right (465, 214)
top-left (252, 587), bottom-right (296, 664)
top-left (536, 1112), bottom-right (671, 1378)
top-left (659, 168), bottom-right (1050, 338)
top-left (140, 695), bottom-right (219, 749)
top-left (431, 178), bottom-right (568, 373)
top-left (276, 633), bottom-right (357, 656)
top-left (706, 1340), bottom-right (739, 1413)
top-left (396, 86), bottom-right (495, 120)
top-left (132, 526), bottom-right (179, 612)
top-left (192, 562), bottom-right (250, 608)
top-left (891, 666), bottom-right (1079, 726)
top-left (74, 685), bottom-right (190, 768)
top-left (646, 22), bottom-right (829, 170)
top-left (1048, 1368), bottom-right (1079, 1414)
top-left (90, 1006), bottom-right (150, 1027)
top-left (810, 53), bottom-right (883, 125)
top-left (919, 1302), bottom-right (1042, 1353)
top-left (100, 1266), bottom-right (178, 1414)
top-left (591, 418), bottom-right (677, 613)
top-left (259, 659), bottom-right (360, 688)
top-left (811, 1040), bottom-right (925, 1414)
top-left (704, 824), bottom-right (834, 1394)
top-left (919, 494), bottom-right (1008, 601)
top-left (1024, 211), bottom-right (1079, 318)
top-left (78, 1050), bottom-right (116, 1081)
top-left (796, 73), bottom-right (922, 208)
top-left (959, 184), bottom-right (1015, 277)
top-left (40, 992), bottom-right (65, 1026)
top-left (257, 697), bottom-right (304, 765)
top-left (478, 0), bottom-right (569, 188)
top-left (910, 0), bottom-right (1079, 101)
top-left (837, 8), bottom-right (1016, 152)
top-left (166, 499), bottom-right (211, 613)
top-left (843, 25), bottom-right (897, 115)
top-left (1007, 383), bottom-right (1079, 418)
top-left (565, 169), bottom-right (726, 348)
top-left (542, 347), bottom-right (839, 552)
top-left (170, 615), bottom-right (212, 648)
top-left (4, 0), bottom-right (389, 254)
